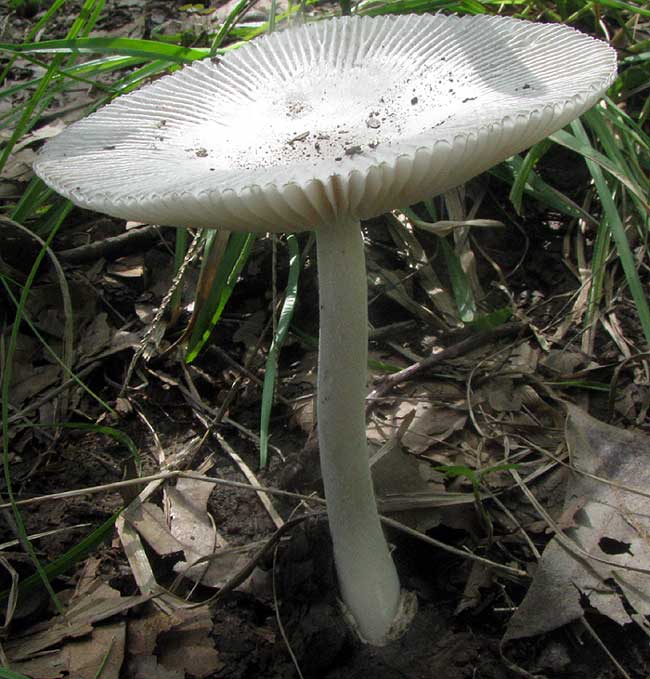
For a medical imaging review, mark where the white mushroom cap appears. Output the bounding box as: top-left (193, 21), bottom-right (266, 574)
top-left (34, 14), bottom-right (616, 231)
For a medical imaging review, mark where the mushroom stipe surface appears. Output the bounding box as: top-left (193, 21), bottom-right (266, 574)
top-left (35, 13), bottom-right (617, 646)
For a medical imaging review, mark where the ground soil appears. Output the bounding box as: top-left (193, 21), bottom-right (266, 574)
top-left (1, 2), bottom-right (649, 678)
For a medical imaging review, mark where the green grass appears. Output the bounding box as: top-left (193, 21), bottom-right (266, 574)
top-left (260, 234), bottom-right (301, 467)
top-left (0, 0), bottom-right (649, 636)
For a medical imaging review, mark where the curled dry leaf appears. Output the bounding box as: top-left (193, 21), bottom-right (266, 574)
top-left (505, 405), bottom-right (650, 641)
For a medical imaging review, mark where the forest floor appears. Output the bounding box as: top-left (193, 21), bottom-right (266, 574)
top-left (1, 1), bottom-right (650, 678)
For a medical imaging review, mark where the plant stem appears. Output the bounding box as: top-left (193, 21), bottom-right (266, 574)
top-left (315, 217), bottom-right (401, 644)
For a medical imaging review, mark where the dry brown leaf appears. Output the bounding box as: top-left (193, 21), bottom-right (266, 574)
top-left (77, 313), bottom-right (113, 362)
top-left (212, 0), bottom-right (288, 20)
top-left (168, 477), bottom-right (220, 549)
top-left (1, 147), bottom-right (36, 181)
top-left (166, 476), bottom-right (232, 586)
top-left (128, 465), bottom-right (260, 591)
top-left (126, 606), bottom-right (221, 679)
top-left (8, 616), bottom-right (91, 661)
top-left (66, 621), bottom-right (126, 679)
top-left (11, 120), bottom-right (66, 153)
top-left (10, 652), bottom-right (68, 679)
top-left (400, 401), bottom-right (467, 453)
top-left (506, 342), bottom-right (539, 374)
top-left (232, 309), bottom-right (265, 346)
top-left (7, 579), bottom-right (145, 677)
top-left (116, 512), bottom-right (179, 613)
top-left (371, 418), bottom-right (443, 531)
top-left (367, 382), bottom-right (466, 452)
top-left (505, 405), bottom-right (650, 641)
top-left (124, 501), bottom-right (184, 556)
top-left (286, 354), bottom-right (317, 434)
top-left (290, 395), bottom-right (315, 434)
top-left (107, 255), bottom-right (145, 282)
top-left (129, 655), bottom-right (183, 679)
top-left (539, 349), bottom-right (589, 375)
top-left (156, 608), bottom-right (222, 678)
top-left (484, 377), bottom-right (522, 413)
top-left (10, 364), bottom-right (61, 406)
top-left (455, 562), bottom-right (493, 615)
top-left (127, 605), bottom-right (176, 657)
top-left (92, 14), bottom-right (145, 39)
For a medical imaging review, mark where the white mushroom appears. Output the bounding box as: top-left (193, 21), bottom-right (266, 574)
top-left (34, 13), bottom-right (616, 645)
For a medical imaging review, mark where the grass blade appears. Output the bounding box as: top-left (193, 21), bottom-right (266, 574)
top-left (439, 236), bottom-right (476, 322)
top-left (492, 158), bottom-right (596, 224)
top-left (1, 213), bottom-right (68, 615)
top-left (1, 37), bottom-right (207, 63)
top-left (0, 670), bottom-right (33, 679)
top-left (509, 139), bottom-right (552, 215)
top-left (33, 422), bottom-right (141, 472)
top-left (0, 0), bottom-right (104, 174)
top-left (0, 512), bottom-right (120, 602)
top-left (570, 118), bottom-right (650, 346)
top-left (186, 232), bottom-right (256, 363)
top-left (550, 128), bottom-right (649, 210)
top-left (260, 235), bottom-right (301, 467)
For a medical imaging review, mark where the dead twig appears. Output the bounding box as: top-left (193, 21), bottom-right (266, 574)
top-left (205, 514), bottom-right (316, 607)
top-left (366, 322), bottom-right (528, 410)
top-left (56, 225), bottom-right (168, 264)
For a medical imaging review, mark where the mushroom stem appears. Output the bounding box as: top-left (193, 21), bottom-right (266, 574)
top-left (315, 217), bottom-right (402, 645)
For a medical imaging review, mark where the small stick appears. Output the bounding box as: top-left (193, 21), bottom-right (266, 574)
top-left (366, 322), bottom-right (527, 409)
top-left (57, 225), bottom-right (167, 264)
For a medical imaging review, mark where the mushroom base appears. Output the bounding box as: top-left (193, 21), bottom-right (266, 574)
top-left (316, 217), bottom-right (405, 646)
top-left (341, 588), bottom-right (419, 646)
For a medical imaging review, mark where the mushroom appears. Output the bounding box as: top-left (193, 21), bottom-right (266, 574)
top-left (34, 14), bottom-right (616, 645)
